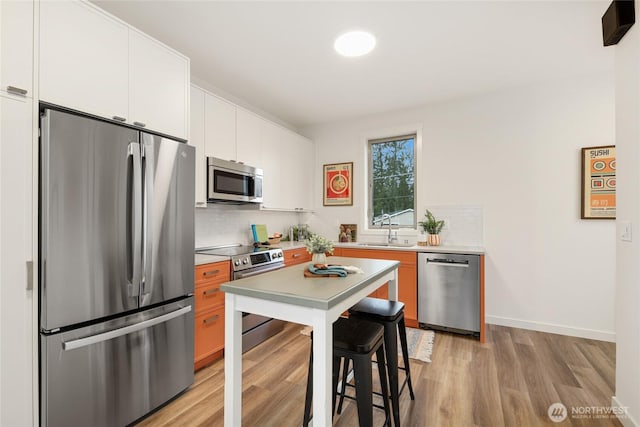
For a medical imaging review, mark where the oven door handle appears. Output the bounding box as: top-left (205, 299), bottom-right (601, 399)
top-left (234, 263), bottom-right (285, 279)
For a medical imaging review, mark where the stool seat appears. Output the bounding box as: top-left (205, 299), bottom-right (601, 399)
top-left (349, 297), bottom-right (405, 321)
top-left (334, 317), bottom-right (384, 353)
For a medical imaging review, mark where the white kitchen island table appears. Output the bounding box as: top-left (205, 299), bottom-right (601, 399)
top-left (221, 256), bottom-right (400, 426)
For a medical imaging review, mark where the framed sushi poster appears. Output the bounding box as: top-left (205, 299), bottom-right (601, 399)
top-left (581, 145), bottom-right (616, 219)
top-left (323, 162), bottom-right (353, 206)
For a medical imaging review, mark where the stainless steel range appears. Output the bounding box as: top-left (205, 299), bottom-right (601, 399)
top-left (196, 245), bottom-right (286, 351)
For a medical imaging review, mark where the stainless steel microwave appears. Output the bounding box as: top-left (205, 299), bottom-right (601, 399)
top-left (207, 157), bottom-right (263, 203)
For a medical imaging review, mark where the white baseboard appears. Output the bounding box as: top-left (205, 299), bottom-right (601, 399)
top-left (612, 396), bottom-right (639, 427)
top-left (485, 315), bottom-right (616, 342)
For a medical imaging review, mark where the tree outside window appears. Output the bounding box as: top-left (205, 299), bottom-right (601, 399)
top-left (368, 134), bottom-right (416, 228)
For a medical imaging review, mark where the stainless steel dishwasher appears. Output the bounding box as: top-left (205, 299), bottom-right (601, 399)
top-left (418, 252), bottom-right (480, 336)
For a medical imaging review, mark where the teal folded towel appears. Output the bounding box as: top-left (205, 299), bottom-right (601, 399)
top-left (306, 264), bottom-right (348, 277)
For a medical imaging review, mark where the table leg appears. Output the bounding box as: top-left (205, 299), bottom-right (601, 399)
top-left (388, 268), bottom-right (399, 300)
top-left (312, 313), bottom-right (333, 426)
top-left (224, 294), bottom-right (243, 427)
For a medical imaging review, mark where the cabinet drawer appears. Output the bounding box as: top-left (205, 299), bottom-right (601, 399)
top-left (194, 306), bottom-right (225, 362)
top-left (194, 281), bottom-right (224, 312)
top-left (284, 247), bottom-right (311, 266)
top-left (195, 261), bottom-right (230, 285)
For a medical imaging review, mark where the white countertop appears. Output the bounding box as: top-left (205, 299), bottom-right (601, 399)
top-left (194, 241), bottom-right (484, 266)
top-left (194, 253), bottom-right (230, 265)
top-left (334, 242), bottom-right (485, 255)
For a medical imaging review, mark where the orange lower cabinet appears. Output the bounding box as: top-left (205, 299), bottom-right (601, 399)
top-left (284, 247), bottom-right (312, 266)
top-left (338, 248), bottom-right (418, 327)
top-left (194, 306), bottom-right (225, 370)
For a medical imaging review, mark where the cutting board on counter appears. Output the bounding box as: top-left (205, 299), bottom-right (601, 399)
top-left (251, 224), bottom-right (269, 243)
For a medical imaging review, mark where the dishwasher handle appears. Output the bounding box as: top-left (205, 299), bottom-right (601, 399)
top-left (426, 258), bottom-right (469, 268)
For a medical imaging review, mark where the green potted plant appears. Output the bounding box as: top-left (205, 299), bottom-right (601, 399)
top-left (305, 233), bottom-right (334, 264)
top-left (418, 209), bottom-right (444, 246)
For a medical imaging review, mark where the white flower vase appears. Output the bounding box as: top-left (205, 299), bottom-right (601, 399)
top-left (312, 252), bottom-right (327, 264)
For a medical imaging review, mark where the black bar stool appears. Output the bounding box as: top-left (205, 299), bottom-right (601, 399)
top-left (345, 298), bottom-right (415, 427)
top-left (303, 316), bottom-right (391, 427)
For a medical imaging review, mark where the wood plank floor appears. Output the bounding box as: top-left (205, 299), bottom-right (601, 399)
top-left (136, 323), bottom-right (620, 426)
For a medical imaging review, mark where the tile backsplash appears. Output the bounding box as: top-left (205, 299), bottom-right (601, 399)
top-left (195, 204), bottom-right (310, 248)
top-left (425, 205), bottom-right (484, 246)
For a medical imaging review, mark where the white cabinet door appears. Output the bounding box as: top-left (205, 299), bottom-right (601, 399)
top-left (39, 0), bottom-right (128, 120)
top-left (129, 30), bottom-right (189, 139)
top-left (0, 93), bottom-right (34, 427)
top-left (260, 120), bottom-right (285, 210)
top-left (190, 86), bottom-right (207, 207)
top-left (1, 0), bottom-right (33, 97)
top-left (204, 94), bottom-right (236, 161)
top-left (236, 108), bottom-right (264, 168)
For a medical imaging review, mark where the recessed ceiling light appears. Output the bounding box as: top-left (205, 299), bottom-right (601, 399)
top-left (334, 31), bottom-right (376, 57)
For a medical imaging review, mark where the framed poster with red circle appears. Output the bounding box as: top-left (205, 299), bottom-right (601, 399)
top-left (323, 162), bottom-right (353, 206)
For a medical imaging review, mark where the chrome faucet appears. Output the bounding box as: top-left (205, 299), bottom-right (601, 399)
top-left (381, 214), bottom-right (397, 244)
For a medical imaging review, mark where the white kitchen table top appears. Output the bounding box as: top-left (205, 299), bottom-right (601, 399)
top-left (220, 256), bottom-right (400, 310)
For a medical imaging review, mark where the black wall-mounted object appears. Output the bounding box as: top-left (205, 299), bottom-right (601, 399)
top-left (602, 0), bottom-right (635, 46)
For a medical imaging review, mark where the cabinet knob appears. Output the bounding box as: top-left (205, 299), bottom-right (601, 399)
top-left (133, 121), bottom-right (146, 128)
top-left (6, 86), bottom-right (27, 96)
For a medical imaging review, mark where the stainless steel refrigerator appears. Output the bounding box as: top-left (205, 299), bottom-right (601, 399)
top-left (39, 107), bottom-right (195, 427)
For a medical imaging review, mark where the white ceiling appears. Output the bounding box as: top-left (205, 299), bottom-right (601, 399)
top-left (93, 0), bottom-right (614, 129)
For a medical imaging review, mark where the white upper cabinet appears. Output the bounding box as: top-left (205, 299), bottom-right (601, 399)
top-left (129, 30), bottom-right (189, 138)
top-left (40, 0), bottom-right (129, 120)
top-left (236, 108), bottom-right (264, 168)
top-left (191, 84), bottom-right (314, 211)
top-left (204, 94), bottom-right (236, 160)
top-left (260, 121), bottom-right (314, 211)
top-left (189, 85), bottom-right (207, 207)
top-left (39, 0), bottom-right (190, 139)
top-left (1, 0), bottom-right (34, 97)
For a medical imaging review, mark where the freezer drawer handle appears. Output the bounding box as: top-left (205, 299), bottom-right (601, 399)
top-left (62, 305), bottom-right (192, 351)
top-left (203, 269), bottom-right (220, 277)
top-left (203, 288), bottom-right (220, 296)
top-left (426, 258), bottom-right (469, 268)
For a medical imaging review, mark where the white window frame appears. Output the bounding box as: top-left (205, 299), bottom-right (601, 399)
top-left (361, 124), bottom-right (423, 236)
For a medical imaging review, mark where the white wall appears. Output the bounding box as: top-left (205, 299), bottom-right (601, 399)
top-left (612, 2), bottom-right (640, 424)
top-left (304, 74), bottom-right (616, 341)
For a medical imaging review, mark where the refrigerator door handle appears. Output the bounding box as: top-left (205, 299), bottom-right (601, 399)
top-left (127, 142), bottom-right (143, 297)
top-left (62, 305), bottom-right (192, 351)
top-left (141, 139), bottom-right (153, 296)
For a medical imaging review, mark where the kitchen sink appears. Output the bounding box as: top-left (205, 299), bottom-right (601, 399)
top-left (357, 242), bottom-right (415, 248)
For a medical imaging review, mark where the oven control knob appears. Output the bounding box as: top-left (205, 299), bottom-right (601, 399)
top-left (242, 258), bottom-right (248, 264)
top-left (234, 260), bottom-right (240, 266)
top-left (277, 252), bottom-right (283, 258)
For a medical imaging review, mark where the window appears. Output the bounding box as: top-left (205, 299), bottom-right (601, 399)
top-left (368, 134), bottom-right (416, 228)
